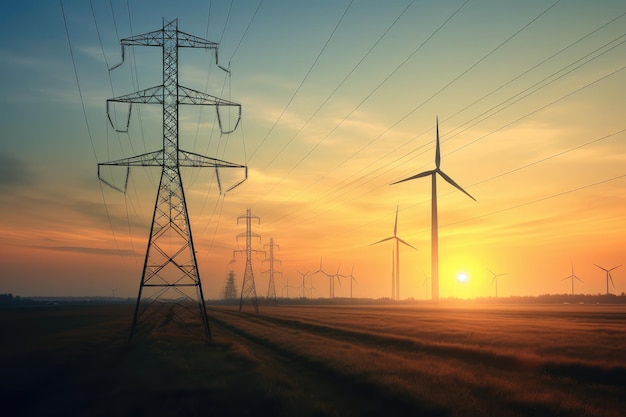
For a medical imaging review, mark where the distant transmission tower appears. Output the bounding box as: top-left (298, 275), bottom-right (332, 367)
top-left (234, 209), bottom-right (263, 312)
top-left (98, 19), bottom-right (247, 343)
top-left (262, 237), bottom-right (281, 304)
top-left (223, 270), bottom-right (238, 300)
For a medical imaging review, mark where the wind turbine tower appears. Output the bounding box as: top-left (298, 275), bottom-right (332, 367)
top-left (594, 264), bottom-right (620, 295)
top-left (371, 206), bottom-right (416, 300)
top-left (488, 269), bottom-right (506, 298)
top-left (562, 263), bottom-right (583, 295)
top-left (391, 117), bottom-right (475, 302)
top-left (235, 209), bottom-right (263, 313)
top-left (262, 238), bottom-right (281, 304)
top-left (340, 265), bottom-right (357, 299)
top-left (98, 19), bottom-right (247, 343)
top-left (296, 269), bottom-right (309, 298)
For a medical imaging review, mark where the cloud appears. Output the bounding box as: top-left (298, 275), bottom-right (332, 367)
top-left (30, 246), bottom-right (136, 256)
top-left (0, 153), bottom-right (31, 188)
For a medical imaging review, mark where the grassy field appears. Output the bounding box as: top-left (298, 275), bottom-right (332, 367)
top-left (1, 303), bottom-right (625, 416)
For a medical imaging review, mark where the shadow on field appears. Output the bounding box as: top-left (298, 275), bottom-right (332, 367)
top-left (0, 305), bottom-right (281, 417)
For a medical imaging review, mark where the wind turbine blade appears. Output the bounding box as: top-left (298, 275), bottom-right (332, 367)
top-left (394, 205), bottom-right (399, 237)
top-left (437, 170), bottom-right (476, 201)
top-left (397, 237), bottom-right (417, 250)
top-left (390, 170), bottom-right (436, 185)
top-left (438, 169), bottom-right (475, 201)
top-left (371, 236), bottom-right (394, 245)
top-left (435, 115), bottom-right (441, 169)
top-left (609, 274), bottom-right (615, 288)
top-left (574, 275), bottom-right (583, 283)
top-left (610, 265), bottom-right (622, 271)
top-left (594, 264), bottom-right (609, 272)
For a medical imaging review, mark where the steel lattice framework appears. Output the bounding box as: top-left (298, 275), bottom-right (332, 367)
top-left (262, 237), bottom-right (281, 304)
top-left (98, 19), bottom-right (247, 343)
top-left (234, 208), bottom-right (262, 313)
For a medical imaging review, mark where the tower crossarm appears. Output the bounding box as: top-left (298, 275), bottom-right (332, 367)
top-left (108, 86), bottom-right (164, 104)
top-left (109, 20), bottom-right (228, 71)
top-left (179, 149), bottom-right (247, 194)
top-left (99, 150), bottom-right (164, 167)
top-left (178, 85), bottom-right (239, 107)
top-left (179, 86), bottom-right (241, 134)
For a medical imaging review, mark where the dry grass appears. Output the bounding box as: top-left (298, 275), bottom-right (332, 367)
top-left (1, 303), bottom-right (624, 416)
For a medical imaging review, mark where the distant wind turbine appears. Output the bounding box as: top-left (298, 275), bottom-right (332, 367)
top-left (562, 262), bottom-right (583, 295)
top-left (340, 264), bottom-right (357, 299)
top-left (423, 272), bottom-right (431, 300)
top-left (488, 269), bottom-right (506, 298)
top-left (391, 117), bottom-right (476, 302)
top-left (594, 264), bottom-right (620, 295)
top-left (371, 206), bottom-right (416, 300)
top-left (296, 269), bottom-right (309, 298)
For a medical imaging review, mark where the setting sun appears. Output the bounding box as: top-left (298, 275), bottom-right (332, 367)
top-left (457, 273), bottom-right (468, 283)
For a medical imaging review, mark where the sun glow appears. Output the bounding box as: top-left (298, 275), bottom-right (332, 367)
top-left (457, 272), bottom-right (468, 283)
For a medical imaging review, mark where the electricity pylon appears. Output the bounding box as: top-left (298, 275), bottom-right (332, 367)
top-left (235, 209), bottom-right (263, 313)
top-left (262, 237), bottom-right (281, 304)
top-left (97, 19), bottom-right (247, 344)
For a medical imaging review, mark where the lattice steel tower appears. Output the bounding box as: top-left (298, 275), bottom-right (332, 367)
top-left (98, 19), bottom-right (247, 343)
top-left (262, 237), bottom-right (281, 304)
top-left (234, 209), bottom-right (262, 313)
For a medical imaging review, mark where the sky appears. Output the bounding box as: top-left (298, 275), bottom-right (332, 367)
top-left (1, 0), bottom-right (625, 300)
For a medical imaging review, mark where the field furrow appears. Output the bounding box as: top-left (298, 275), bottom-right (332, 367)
top-left (208, 305), bottom-right (626, 417)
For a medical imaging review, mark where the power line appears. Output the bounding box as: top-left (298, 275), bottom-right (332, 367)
top-left (60, 0), bottom-right (124, 258)
top-left (254, 0), bottom-right (470, 206)
top-left (247, 0), bottom-right (355, 162)
top-left (260, 0), bottom-right (570, 224)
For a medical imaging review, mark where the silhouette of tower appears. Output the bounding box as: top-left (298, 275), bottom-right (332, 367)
top-left (98, 19), bottom-right (247, 343)
top-left (235, 209), bottom-right (262, 312)
top-left (223, 270), bottom-right (238, 300)
top-left (262, 237), bottom-right (281, 304)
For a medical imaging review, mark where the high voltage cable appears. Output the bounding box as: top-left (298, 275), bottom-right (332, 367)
top-left (293, 15), bottom-right (626, 214)
top-left (246, 0), bottom-right (355, 163)
top-left (260, 0), bottom-right (561, 222)
top-left (260, 0), bottom-right (417, 172)
top-left (350, 128), bottom-right (626, 236)
top-left (440, 37), bottom-right (626, 160)
top-left (60, 0), bottom-right (124, 258)
top-left (229, 0), bottom-right (264, 63)
top-left (270, 0), bottom-right (560, 206)
top-left (311, 126), bottom-right (626, 243)
top-left (440, 173), bottom-right (626, 232)
top-left (268, 23), bottom-right (626, 224)
top-left (254, 0), bottom-right (470, 205)
top-left (442, 11), bottom-right (626, 138)
top-left (267, 63), bottom-right (625, 227)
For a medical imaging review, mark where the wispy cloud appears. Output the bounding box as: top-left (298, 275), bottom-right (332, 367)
top-left (30, 245), bottom-right (136, 256)
top-left (0, 153), bottom-right (31, 189)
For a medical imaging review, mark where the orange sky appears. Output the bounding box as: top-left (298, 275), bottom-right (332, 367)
top-left (1, 1), bottom-right (626, 299)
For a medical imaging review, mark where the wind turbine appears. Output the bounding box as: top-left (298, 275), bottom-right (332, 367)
top-left (311, 257), bottom-right (334, 299)
top-left (340, 265), bottom-right (357, 299)
top-left (391, 117), bottom-right (476, 302)
top-left (371, 206), bottom-right (416, 300)
top-left (423, 272), bottom-right (431, 300)
top-left (330, 262), bottom-right (343, 299)
top-left (280, 276), bottom-right (297, 298)
top-left (296, 269), bottom-right (309, 298)
top-left (488, 269), bottom-right (506, 298)
top-left (594, 264), bottom-right (620, 295)
top-left (562, 262), bottom-right (583, 295)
